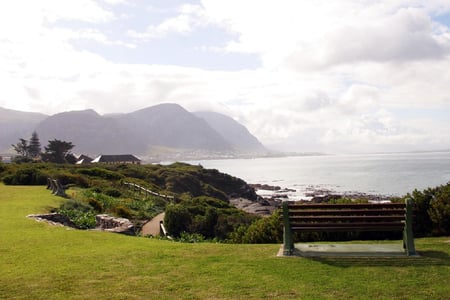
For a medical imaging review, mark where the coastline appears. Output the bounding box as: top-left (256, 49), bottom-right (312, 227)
top-left (233, 183), bottom-right (397, 216)
top-left (250, 183), bottom-right (396, 202)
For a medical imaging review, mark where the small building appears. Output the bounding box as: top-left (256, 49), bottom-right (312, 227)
top-left (91, 154), bottom-right (141, 164)
top-left (75, 154), bottom-right (93, 165)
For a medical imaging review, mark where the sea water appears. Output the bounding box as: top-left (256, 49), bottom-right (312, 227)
top-left (187, 151), bottom-right (450, 200)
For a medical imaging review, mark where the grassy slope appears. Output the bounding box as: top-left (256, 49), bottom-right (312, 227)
top-left (1, 184), bottom-right (449, 299)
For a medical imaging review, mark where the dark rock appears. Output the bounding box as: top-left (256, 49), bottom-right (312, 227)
top-left (250, 183), bottom-right (281, 191)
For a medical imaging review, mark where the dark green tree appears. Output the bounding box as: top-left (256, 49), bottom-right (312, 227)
top-left (428, 185), bottom-right (450, 235)
top-left (12, 138), bottom-right (29, 157)
top-left (28, 131), bottom-right (41, 159)
top-left (41, 139), bottom-right (75, 163)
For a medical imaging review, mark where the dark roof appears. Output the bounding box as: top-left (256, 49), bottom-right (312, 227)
top-left (75, 154), bottom-right (93, 165)
top-left (78, 154), bottom-right (93, 161)
top-left (92, 154), bottom-right (141, 163)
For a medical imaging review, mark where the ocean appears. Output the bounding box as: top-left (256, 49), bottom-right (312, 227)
top-left (187, 151), bottom-right (450, 200)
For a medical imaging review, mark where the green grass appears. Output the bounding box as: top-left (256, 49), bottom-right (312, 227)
top-left (1, 184), bottom-right (449, 299)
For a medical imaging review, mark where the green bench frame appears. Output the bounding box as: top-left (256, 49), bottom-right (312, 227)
top-left (282, 199), bottom-right (416, 256)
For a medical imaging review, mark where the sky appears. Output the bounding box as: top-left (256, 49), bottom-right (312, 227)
top-left (1, 0), bottom-right (450, 153)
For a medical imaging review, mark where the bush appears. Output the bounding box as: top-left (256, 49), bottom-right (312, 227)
top-left (404, 183), bottom-right (450, 237)
top-left (407, 189), bottom-right (434, 236)
top-left (428, 185), bottom-right (450, 235)
top-left (57, 199), bottom-right (96, 229)
top-left (2, 167), bottom-right (47, 185)
top-left (164, 204), bottom-right (192, 237)
top-left (55, 172), bottom-right (89, 188)
top-left (88, 198), bottom-right (103, 213)
top-left (114, 205), bottom-right (133, 219)
top-left (177, 232), bottom-right (205, 243)
top-left (229, 210), bottom-right (283, 244)
top-left (104, 188), bottom-right (122, 198)
top-left (77, 168), bottom-right (123, 180)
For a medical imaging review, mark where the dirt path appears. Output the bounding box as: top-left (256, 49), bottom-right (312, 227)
top-left (140, 212), bottom-right (165, 236)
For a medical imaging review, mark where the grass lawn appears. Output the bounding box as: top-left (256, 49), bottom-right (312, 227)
top-left (1, 184), bottom-right (449, 299)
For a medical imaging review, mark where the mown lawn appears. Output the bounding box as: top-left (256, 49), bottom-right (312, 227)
top-left (1, 184), bottom-right (449, 299)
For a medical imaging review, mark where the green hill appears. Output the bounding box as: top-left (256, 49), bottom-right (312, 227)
top-left (0, 184), bottom-right (449, 299)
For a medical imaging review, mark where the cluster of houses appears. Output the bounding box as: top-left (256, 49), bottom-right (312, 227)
top-left (75, 154), bottom-right (141, 165)
top-left (0, 153), bottom-right (141, 164)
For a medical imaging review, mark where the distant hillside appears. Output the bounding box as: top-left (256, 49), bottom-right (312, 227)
top-left (194, 111), bottom-right (266, 153)
top-left (113, 104), bottom-right (233, 152)
top-left (0, 107), bottom-right (47, 153)
top-left (35, 109), bottom-right (142, 155)
top-left (2, 104), bottom-right (266, 159)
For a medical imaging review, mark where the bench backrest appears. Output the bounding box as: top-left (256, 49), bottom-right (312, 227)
top-left (285, 202), bottom-right (406, 232)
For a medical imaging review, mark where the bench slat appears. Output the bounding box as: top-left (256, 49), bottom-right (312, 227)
top-left (288, 209), bottom-right (405, 216)
top-left (291, 226), bottom-right (404, 232)
top-left (289, 215), bottom-right (406, 222)
top-left (291, 221), bottom-right (404, 227)
top-left (289, 210), bottom-right (405, 217)
top-left (288, 203), bottom-right (405, 209)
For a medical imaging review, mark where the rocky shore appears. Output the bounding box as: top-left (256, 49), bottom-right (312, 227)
top-left (232, 183), bottom-right (397, 216)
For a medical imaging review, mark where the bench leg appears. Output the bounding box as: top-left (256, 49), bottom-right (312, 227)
top-left (282, 201), bottom-right (294, 255)
top-left (404, 198), bottom-right (417, 256)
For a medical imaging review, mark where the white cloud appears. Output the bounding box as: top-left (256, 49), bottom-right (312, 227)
top-left (2, 0), bottom-right (450, 153)
top-left (127, 4), bottom-right (207, 41)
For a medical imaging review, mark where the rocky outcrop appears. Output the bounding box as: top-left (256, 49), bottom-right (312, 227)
top-left (27, 213), bottom-right (74, 227)
top-left (95, 214), bottom-right (135, 235)
top-left (230, 198), bottom-right (278, 216)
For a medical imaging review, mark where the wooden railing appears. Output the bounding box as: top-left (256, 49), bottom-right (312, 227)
top-left (123, 182), bottom-right (174, 200)
top-left (46, 178), bottom-right (67, 197)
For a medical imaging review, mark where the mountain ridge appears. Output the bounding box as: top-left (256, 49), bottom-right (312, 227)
top-left (1, 104), bottom-right (267, 160)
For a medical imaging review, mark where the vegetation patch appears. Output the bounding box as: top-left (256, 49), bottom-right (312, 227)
top-left (1, 159), bottom-right (450, 242)
top-left (0, 184), bottom-right (449, 299)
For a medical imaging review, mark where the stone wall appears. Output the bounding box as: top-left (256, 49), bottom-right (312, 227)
top-left (28, 213), bottom-right (135, 235)
top-left (95, 214), bottom-right (135, 235)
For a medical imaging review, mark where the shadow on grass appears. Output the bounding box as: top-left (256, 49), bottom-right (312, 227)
top-left (307, 250), bottom-right (450, 268)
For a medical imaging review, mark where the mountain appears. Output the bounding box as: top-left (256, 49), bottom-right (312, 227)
top-left (113, 104), bottom-right (233, 151)
top-left (194, 111), bottom-right (266, 153)
top-left (0, 107), bottom-right (48, 153)
top-left (2, 103), bottom-right (266, 159)
top-left (35, 109), bottom-right (142, 155)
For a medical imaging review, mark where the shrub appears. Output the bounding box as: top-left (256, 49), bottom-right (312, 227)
top-left (114, 205), bottom-right (133, 219)
top-left (229, 210), bottom-right (283, 244)
top-left (2, 167), bottom-right (47, 185)
top-left (402, 183), bottom-right (450, 237)
top-left (55, 172), bottom-right (89, 188)
top-left (104, 188), bottom-right (122, 198)
top-left (77, 167), bottom-right (123, 180)
top-left (164, 204), bottom-right (192, 237)
top-left (407, 188), bottom-right (435, 237)
top-left (428, 185), bottom-right (450, 235)
top-left (177, 232), bottom-right (205, 243)
top-left (57, 199), bottom-right (96, 229)
top-left (88, 198), bottom-right (103, 213)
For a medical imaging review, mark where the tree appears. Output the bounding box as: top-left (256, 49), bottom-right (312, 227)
top-left (12, 138), bottom-right (29, 157)
top-left (28, 131), bottom-right (41, 159)
top-left (428, 185), bottom-right (450, 235)
top-left (41, 139), bottom-right (75, 163)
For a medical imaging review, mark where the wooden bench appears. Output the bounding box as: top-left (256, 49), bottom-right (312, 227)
top-left (282, 200), bottom-right (416, 256)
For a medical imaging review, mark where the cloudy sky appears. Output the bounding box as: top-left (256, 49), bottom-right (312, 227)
top-left (1, 0), bottom-right (450, 153)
